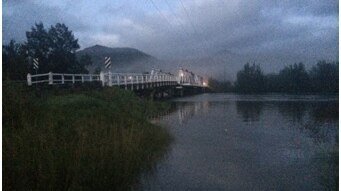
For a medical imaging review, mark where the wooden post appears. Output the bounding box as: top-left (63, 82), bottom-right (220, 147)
top-left (27, 73), bottom-right (32, 86)
top-left (48, 72), bottom-right (53, 85)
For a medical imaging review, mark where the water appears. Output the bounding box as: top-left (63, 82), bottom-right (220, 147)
top-left (140, 93), bottom-right (338, 191)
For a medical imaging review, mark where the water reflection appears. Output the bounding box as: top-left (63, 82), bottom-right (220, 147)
top-left (236, 101), bottom-right (264, 122)
top-left (277, 102), bottom-right (307, 123)
top-left (142, 94), bottom-right (338, 191)
top-left (175, 101), bottom-right (210, 124)
top-left (310, 102), bottom-right (338, 123)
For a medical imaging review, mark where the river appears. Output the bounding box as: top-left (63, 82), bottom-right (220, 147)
top-left (140, 93), bottom-right (338, 191)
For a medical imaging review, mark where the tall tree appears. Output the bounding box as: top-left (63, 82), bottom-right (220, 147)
top-left (25, 22), bottom-right (50, 73)
top-left (310, 60), bottom-right (338, 93)
top-left (235, 63), bottom-right (265, 93)
top-left (25, 22), bottom-right (83, 73)
top-left (48, 23), bottom-right (80, 73)
top-left (278, 63), bottom-right (310, 93)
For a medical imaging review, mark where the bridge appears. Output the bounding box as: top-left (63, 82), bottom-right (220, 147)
top-left (27, 68), bottom-right (208, 98)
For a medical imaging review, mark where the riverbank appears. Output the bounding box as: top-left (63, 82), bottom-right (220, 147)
top-left (3, 82), bottom-right (172, 190)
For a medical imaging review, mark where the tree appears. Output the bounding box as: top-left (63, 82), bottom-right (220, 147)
top-left (25, 22), bottom-right (84, 73)
top-left (2, 40), bottom-right (28, 80)
top-left (278, 63), bottom-right (310, 93)
top-left (235, 63), bottom-right (265, 93)
top-left (310, 60), bottom-right (338, 93)
top-left (208, 78), bottom-right (233, 92)
top-left (25, 23), bottom-right (50, 73)
top-left (78, 53), bottom-right (93, 73)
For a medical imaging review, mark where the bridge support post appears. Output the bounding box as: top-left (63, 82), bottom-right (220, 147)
top-left (100, 72), bottom-right (105, 87)
top-left (27, 73), bottom-right (32, 86)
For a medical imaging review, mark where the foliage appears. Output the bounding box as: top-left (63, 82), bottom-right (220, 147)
top-left (212, 61), bottom-right (338, 94)
top-left (3, 22), bottom-right (88, 80)
top-left (2, 40), bottom-right (29, 80)
top-left (277, 63), bottom-right (310, 92)
top-left (3, 82), bottom-right (171, 190)
top-left (310, 60), bottom-right (338, 93)
top-left (235, 63), bottom-right (265, 93)
top-left (208, 78), bottom-right (234, 92)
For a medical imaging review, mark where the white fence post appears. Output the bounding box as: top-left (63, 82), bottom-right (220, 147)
top-left (72, 75), bottom-right (75, 84)
top-left (89, 74), bottom-right (92, 82)
top-left (117, 74), bottom-right (120, 86)
top-left (124, 75), bottom-right (127, 90)
top-left (48, 72), bottom-right (53, 85)
top-left (108, 71), bottom-right (112, 87)
top-left (27, 73), bottom-right (32, 86)
top-left (62, 74), bottom-right (65, 84)
top-left (100, 71), bottom-right (105, 87)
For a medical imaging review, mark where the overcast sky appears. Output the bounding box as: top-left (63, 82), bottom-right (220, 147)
top-left (3, 0), bottom-right (339, 79)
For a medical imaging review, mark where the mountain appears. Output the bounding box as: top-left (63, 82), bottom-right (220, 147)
top-left (76, 45), bottom-right (158, 73)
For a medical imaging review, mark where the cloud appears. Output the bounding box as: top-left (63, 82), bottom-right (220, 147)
top-left (2, 0), bottom-right (338, 79)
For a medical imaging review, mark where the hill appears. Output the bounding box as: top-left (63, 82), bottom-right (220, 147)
top-left (76, 45), bottom-right (158, 73)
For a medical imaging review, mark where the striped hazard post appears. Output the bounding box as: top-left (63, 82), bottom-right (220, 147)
top-left (33, 58), bottom-right (39, 70)
top-left (104, 56), bottom-right (111, 69)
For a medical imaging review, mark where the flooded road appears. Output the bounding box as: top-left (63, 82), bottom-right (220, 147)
top-left (140, 93), bottom-right (338, 191)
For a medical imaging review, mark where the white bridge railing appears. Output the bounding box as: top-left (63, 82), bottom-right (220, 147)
top-left (27, 68), bottom-right (206, 89)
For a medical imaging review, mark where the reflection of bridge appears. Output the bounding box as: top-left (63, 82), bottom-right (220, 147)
top-left (27, 68), bottom-right (208, 98)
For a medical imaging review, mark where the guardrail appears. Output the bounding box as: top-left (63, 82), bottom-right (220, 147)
top-left (27, 71), bottom-right (206, 89)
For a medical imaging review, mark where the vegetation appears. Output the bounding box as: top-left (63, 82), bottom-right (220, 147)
top-left (3, 82), bottom-right (172, 190)
top-left (3, 22), bottom-right (90, 80)
top-left (2, 40), bottom-right (28, 80)
top-left (235, 63), bottom-right (265, 93)
top-left (210, 61), bottom-right (338, 94)
top-left (207, 78), bottom-right (234, 92)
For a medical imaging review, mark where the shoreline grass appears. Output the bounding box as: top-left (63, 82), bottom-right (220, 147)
top-left (3, 82), bottom-right (172, 190)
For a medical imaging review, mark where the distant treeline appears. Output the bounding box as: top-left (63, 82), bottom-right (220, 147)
top-left (209, 61), bottom-right (338, 94)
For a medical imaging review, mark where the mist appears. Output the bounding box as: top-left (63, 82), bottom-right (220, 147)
top-left (3, 0), bottom-right (338, 79)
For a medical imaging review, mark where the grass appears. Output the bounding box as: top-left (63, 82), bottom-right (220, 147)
top-left (3, 82), bottom-right (172, 190)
